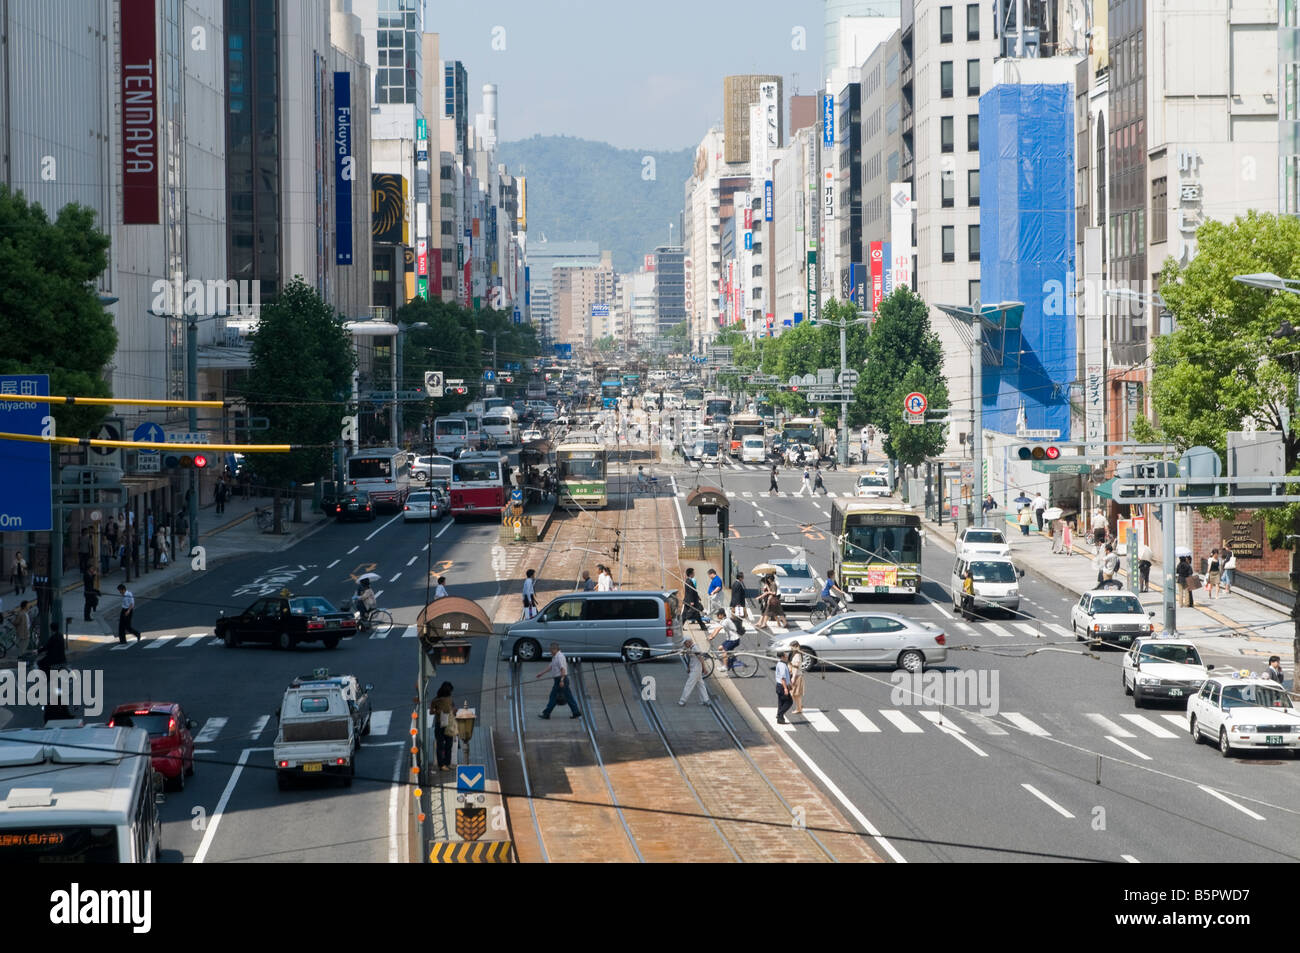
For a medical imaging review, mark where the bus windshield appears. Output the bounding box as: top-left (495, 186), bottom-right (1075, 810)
top-left (731, 422), bottom-right (763, 440)
top-left (454, 462), bottom-right (499, 482)
top-left (705, 398), bottom-right (732, 418)
top-left (843, 523), bottom-right (921, 564)
top-left (783, 426), bottom-right (814, 442)
top-left (348, 457), bottom-right (393, 479)
top-left (436, 420), bottom-right (466, 435)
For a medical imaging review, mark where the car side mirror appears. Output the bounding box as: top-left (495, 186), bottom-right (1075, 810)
top-left (1018, 569), bottom-right (1025, 578)
top-left (364, 683), bottom-right (374, 693)
top-left (1206, 664), bottom-right (1215, 670)
top-left (187, 719), bottom-right (197, 731)
top-left (1148, 610), bottom-right (1155, 617)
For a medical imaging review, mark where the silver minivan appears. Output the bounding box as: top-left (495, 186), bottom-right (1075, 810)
top-left (503, 591), bottom-right (680, 663)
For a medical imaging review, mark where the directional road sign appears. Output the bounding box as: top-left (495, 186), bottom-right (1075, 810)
top-left (484, 369), bottom-right (496, 382)
top-left (839, 369), bottom-right (860, 388)
top-left (0, 374), bottom-right (52, 532)
top-left (90, 417), bottom-right (124, 471)
top-left (133, 421), bottom-right (165, 454)
top-left (510, 488), bottom-right (523, 503)
top-left (904, 392), bottom-right (927, 415)
top-left (424, 371), bottom-right (444, 397)
top-left (457, 765), bottom-right (486, 793)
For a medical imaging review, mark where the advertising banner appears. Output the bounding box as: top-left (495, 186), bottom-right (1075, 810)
top-left (121, 0), bottom-right (159, 224)
top-left (869, 241), bottom-right (884, 310)
top-left (823, 94), bottom-right (834, 146)
top-left (333, 72), bottom-right (353, 264)
top-left (889, 182), bottom-right (912, 291)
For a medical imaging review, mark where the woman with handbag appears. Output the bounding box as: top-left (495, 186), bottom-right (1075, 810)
top-left (1221, 546), bottom-right (1236, 594)
top-left (1205, 549), bottom-right (1222, 599)
top-left (1176, 555), bottom-right (1195, 607)
top-left (429, 681), bottom-right (455, 772)
top-left (789, 641), bottom-right (806, 715)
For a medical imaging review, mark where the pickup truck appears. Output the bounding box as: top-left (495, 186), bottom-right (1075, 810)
top-left (273, 684), bottom-right (358, 789)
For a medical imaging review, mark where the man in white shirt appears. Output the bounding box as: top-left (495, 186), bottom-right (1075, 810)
top-left (678, 635), bottom-right (710, 706)
top-left (521, 568), bottom-right (538, 618)
top-left (1032, 492), bottom-right (1048, 531)
top-left (596, 564), bottom-right (613, 591)
top-left (535, 641), bottom-right (581, 718)
top-left (434, 576), bottom-right (448, 599)
top-left (774, 650), bottom-right (794, 724)
top-left (116, 583), bottom-right (142, 643)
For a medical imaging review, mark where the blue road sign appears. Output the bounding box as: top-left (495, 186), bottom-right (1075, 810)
top-left (133, 421), bottom-right (165, 454)
top-left (0, 374), bottom-right (51, 532)
top-left (457, 765), bottom-right (485, 793)
top-left (484, 369), bottom-right (496, 382)
top-left (511, 488), bottom-right (523, 503)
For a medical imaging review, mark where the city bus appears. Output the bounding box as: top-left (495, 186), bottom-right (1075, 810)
top-left (347, 446), bottom-right (411, 510)
top-left (703, 393), bottom-right (732, 420)
top-left (682, 386), bottom-right (704, 410)
top-left (829, 501), bottom-right (924, 600)
top-left (727, 413), bottom-right (765, 457)
top-left (0, 725), bottom-right (161, 862)
top-left (480, 410), bottom-right (519, 447)
top-left (601, 379), bottom-right (622, 409)
top-left (782, 416), bottom-right (823, 451)
top-left (556, 433), bottom-right (608, 509)
top-left (621, 373), bottom-right (641, 396)
top-left (450, 451), bottom-right (508, 518)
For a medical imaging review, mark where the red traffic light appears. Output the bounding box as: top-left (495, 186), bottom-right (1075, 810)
top-left (1044, 446), bottom-right (1060, 460)
top-left (193, 454), bottom-right (208, 469)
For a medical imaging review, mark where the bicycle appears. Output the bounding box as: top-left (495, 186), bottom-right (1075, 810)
top-left (807, 596), bottom-right (850, 625)
top-left (353, 601), bottom-right (394, 637)
top-left (0, 608), bottom-right (37, 659)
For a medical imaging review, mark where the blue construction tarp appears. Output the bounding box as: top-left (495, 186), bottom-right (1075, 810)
top-left (979, 83), bottom-right (1075, 437)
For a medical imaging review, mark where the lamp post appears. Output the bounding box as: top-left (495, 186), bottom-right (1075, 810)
top-left (817, 313), bottom-right (870, 466)
top-left (476, 329), bottom-right (498, 395)
top-left (1232, 272), bottom-right (1300, 680)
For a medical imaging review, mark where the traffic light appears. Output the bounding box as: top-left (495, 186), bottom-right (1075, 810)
top-left (454, 385), bottom-right (467, 396)
top-left (1015, 444), bottom-right (1062, 461)
top-left (192, 454), bottom-right (208, 470)
top-left (163, 453), bottom-right (180, 469)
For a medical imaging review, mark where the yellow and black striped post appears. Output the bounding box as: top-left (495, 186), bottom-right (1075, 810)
top-left (428, 840), bottom-right (514, 863)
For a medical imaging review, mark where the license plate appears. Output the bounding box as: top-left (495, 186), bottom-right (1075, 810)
top-left (1168, 688), bottom-right (1183, 697)
top-left (875, 586), bottom-right (889, 593)
top-left (302, 762), bottom-right (322, 772)
top-left (1266, 735), bottom-right (1284, 745)
top-left (348, 504), bottom-right (358, 510)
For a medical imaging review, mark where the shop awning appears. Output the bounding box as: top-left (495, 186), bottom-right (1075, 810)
top-left (1093, 477), bottom-right (1118, 500)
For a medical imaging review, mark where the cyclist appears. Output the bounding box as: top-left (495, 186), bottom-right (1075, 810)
top-left (636, 465), bottom-right (650, 493)
top-left (354, 578), bottom-right (378, 628)
top-left (817, 571), bottom-right (849, 617)
top-left (707, 609), bottom-right (743, 675)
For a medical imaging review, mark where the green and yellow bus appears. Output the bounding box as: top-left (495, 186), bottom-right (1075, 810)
top-left (829, 501), bottom-right (923, 600)
top-left (556, 433), bottom-right (608, 509)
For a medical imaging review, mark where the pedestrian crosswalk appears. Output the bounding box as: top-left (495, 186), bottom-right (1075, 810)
top-left (756, 705), bottom-right (1193, 748)
top-left (185, 710), bottom-right (399, 745)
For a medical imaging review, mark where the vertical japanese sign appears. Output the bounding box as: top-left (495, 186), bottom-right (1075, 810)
top-left (882, 241), bottom-right (893, 296)
top-left (889, 183), bottom-right (912, 291)
top-left (1176, 149), bottom-right (1202, 263)
top-left (806, 250), bottom-right (819, 323)
top-left (822, 94), bottom-right (835, 147)
top-left (431, 249), bottom-right (442, 297)
top-left (869, 241), bottom-right (884, 310)
top-left (1083, 227), bottom-right (1105, 454)
top-left (333, 72), bottom-right (353, 265)
top-left (121, 0), bottom-right (159, 224)
top-left (0, 375), bottom-right (51, 532)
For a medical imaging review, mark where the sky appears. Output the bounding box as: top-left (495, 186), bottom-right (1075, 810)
top-left (423, 0), bottom-right (827, 152)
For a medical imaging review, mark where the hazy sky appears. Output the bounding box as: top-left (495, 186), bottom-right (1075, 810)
top-left (424, 0), bottom-right (827, 152)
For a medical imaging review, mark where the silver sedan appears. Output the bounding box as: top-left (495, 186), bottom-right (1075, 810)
top-left (768, 612), bottom-right (948, 673)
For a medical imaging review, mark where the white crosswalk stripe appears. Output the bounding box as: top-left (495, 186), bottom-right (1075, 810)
top-left (143, 635), bottom-right (178, 650)
top-left (841, 709), bottom-right (881, 732)
top-left (951, 622), bottom-right (976, 636)
top-left (178, 634), bottom-right (207, 648)
top-left (1120, 713), bottom-right (1178, 738)
top-left (1159, 714), bottom-right (1187, 731)
top-left (1013, 622), bottom-right (1043, 637)
top-left (742, 491), bottom-right (753, 498)
top-left (983, 623), bottom-right (1015, 639)
top-left (768, 624), bottom-right (789, 635)
top-left (1045, 623), bottom-right (1073, 640)
top-left (758, 707), bottom-right (796, 732)
top-left (799, 709), bottom-right (839, 732)
top-left (401, 625), bottom-right (417, 639)
top-left (249, 715), bottom-right (270, 739)
top-left (919, 710), bottom-right (965, 733)
top-left (795, 620), bottom-right (813, 630)
top-left (194, 718), bottom-right (227, 743)
top-left (1086, 713), bottom-right (1137, 738)
top-left (369, 711), bottom-right (392, 736)
top-left (1002, 712), bottom-right (1051, 736)
top-left (878, 710), bottom-right (924, 733)
top-left (958, 710), bottom-right (1010, 735)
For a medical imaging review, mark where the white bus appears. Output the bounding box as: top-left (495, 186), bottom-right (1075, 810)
top-left (481, 411), bottom-right (519, 447)
top-left (346, 446), bottom-right (411, 510)
top-left (0, 725), bottom-right (162, 862)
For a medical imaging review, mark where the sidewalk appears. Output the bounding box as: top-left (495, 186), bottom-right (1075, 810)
top-left (21, 493), bottom-right (331, 661)
top-left (923, 512), bottom-right (1293, 663)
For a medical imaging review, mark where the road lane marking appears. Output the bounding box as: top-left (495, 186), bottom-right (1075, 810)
top-left (370, 626), bottom-right (390, 640)
top-left (143, 635), bottom-right (177, 650)
top-left (1003, 712), bottom-right (1050, 736)
top-left (401, 624), bottom-right (417, 638)
top-left (327, 559), bottom-right (340, 569)
top-left (796, 620), bottom-right (812, 630)
top-left (841, 709), bottom-right (880, 732)
top-left (407, 556), bottom-right (419, 566)
top-left (1105, 736), bottom-right (1152, 760)
top-left (919, 711), bottom-right (965, 733)
top-left (194, 717), bottom-right (227, 743)
top-left (178, 634), bottom-right (206, 648)
top-left (194, 747), bottom-right (251, 864)
top-left (1013, 622), bottom-right (1042, 637)
top-left (924, 715), bottom-right (988, 756)
top-left (763, 520), bottom-right (772, 527)
top-left (304, 574), bottom-right (318, 587)
top-left (983, 623), bottom-right (1014, 638)
top-left (1021, 783), bottom-right (1075, 819)
top-left (435, 521), bottom-right (453, 538)
top-left (348, 546), bottom-right (359, 554)
top-left (771, 531), bottom-right (780, 539)
top-left (388, 745), bottom-right (404, 863)
top-left (1198, 785), bottom-right (1265, 820)
top-left (1159, 714), bottom-right (1187, 730)
top-left (1120, 714), bottom-right (1177, 738)
top-left (799, 709), bottom-right (839, 732)
top-left (742, 491), bottom-right (753, 498)
top-left (1122, 854), bottom-right (1140, 863)
top-left (878, 710), bottom-right (924, 733)
top-left (249, 715), bottom-right (269, 738)
top-left (959, 711), bottom-right (1010, 735)
top-left (757, 707), bottom-right (796, 733)
top-left (1085, 713), bottom-right (1136, 738)
top-left (1045, 623), bottom-right (1072, 639)
top-left (370, 710), bottom-right (392, 736)
top-left (762, 713), bottom-right (907, 863)
top-left (366, 512), bottom-right (403, 540)
top-left (389, 572), bottom-right (402, 582)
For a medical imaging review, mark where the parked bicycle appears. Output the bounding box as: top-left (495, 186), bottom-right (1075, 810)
top-left (0, 606), bottom-right (38, 659)
top-left (254, 500), bottom-right (291, 533)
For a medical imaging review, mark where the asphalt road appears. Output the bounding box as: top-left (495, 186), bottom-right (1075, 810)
top-left (9, 507), bottom-right (502, 863)
top-left (665, 453), bottom-right (1300, 864)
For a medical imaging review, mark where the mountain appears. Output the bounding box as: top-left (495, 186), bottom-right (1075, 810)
top-left (497, 135), bottom-right (694, 274)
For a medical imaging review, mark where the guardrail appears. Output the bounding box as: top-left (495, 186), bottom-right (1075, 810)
top-left (1230, 571), bottom-right (1294, 609)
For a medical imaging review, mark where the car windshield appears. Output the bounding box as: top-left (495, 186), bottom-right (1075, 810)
top-left (111, 712), bottom-right (172, 737)
top-left (966, 530), bottom-right (1005, 544)
top-left (1091, 595), bottom-right (1144, 614)
top-left (858, 476), bottom-right (887, 487)
top-left (774, 564), bottom-right (813, 581)
top-left (703, 442), bottom-right (719, 453)
top-left (408, 493), bottom-right (432, 504)
top-left (1221, 685), bottom-right (1293, 709)
top-left (290, 597), bottom-right (338, 615)
top-left (969, 561), bottom-right (1017, 583)
top-left (1138, 643), bottom-right (1202, 666)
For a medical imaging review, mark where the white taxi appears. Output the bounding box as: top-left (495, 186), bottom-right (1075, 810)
top-left (1121, 637), bottom-right (1211, 707)
top-left (1187, 675), bottom-right (1300, 758)
top-left (955, 526), bottom-right (1010, 558)
top-left (854, 474), bottom-right (891, 498)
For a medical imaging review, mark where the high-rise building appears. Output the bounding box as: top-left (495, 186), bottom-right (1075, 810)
top-left (653, 246), bottom-right (687, 336)
top-left (860, 28), bottom-right (904, 311)
top-left (826, 1), bottom-right (902, 73)
top-left (723, 75), bottom-right (783, 164)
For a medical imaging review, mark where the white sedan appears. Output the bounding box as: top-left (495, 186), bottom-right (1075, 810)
top-left (768, 612), bottom-right (947, 673)
top-left (955, 526), bottom-right (1010, 558)
top-left (1188, 676), bottom-right (1300, 757)
top-left (520, 429), bottom-right (544, 443)
top-left (855, 474), bottom-right (891, 498)
top-left (1121, 638), bottom-right (1211, 707)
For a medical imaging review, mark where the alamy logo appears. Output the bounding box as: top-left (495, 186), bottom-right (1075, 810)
top-left (0, 663), bottom-right (102, 715)
top-left (889, 669), bottom-right (1000, 716)
top-left (49, 883), bottom-right (151, 933)
top-left (150, 277), bottom-right (260, 317)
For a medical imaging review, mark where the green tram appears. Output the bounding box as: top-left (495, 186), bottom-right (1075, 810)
top-left (556, 431), bottom-right (608, 509)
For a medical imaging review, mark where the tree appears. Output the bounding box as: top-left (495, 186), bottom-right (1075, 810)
top-left (593, 336), bottom-right (616, 353)
top-left (0, 186), bottom-right (116, 438)
top-left (242, 277), bottom-right (356, 487)
top-left (857, 287), bottom-right (946, 456)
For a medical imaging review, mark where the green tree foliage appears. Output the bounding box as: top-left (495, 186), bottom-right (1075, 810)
top-left (242, 278), bottom-right (356, 486)
top-left (592, 336), bottom-right (616, 353)
top-left (0, 186), bottom-right (115, 437)
top-left (884, 364), bottom-right (950, 466)
top-left (1146, 210), bottom-right (1300, 537)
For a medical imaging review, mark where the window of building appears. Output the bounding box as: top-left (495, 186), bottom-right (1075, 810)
top-left (941, 116), bottom-right (954, 152)
top-left (968, 168), bottom-right (980, 205)
top-left (941, 61), bottom-right (954, 98)
top-left (967, 59), bottom-right (981, 96)
top-left (968, 114), bottom-right (979, 150)
top-left (967, 3), bottom-right (980, 40)
top-left (940, 6), bottom-right (953, 42)
top-left (969, 279), bottom-right (981, 305)
top-left (887, 151), bottom-right (900, 183)
top-left (441, 221), bottom-right (453, 235)
top-left (941, 172), bottom-right (954, 207)
top-left (968, 224), bottom-right (980, 261)
top-left (886, 103), bottom-right (900, 134)
top-left (1151, 177), bottom-right (1167, 243)
top-left (1136, 209), bottom-right (1145, 254)
top-left (942, 226), bottom-right (955, 262)
top-left (886, 52), bottom-right (899, 87)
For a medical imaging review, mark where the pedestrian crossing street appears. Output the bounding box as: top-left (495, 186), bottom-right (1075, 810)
top-left (90, 624), bottom-right (421, 652)
top-left (761, 619), bottom-right (1072, 640)
top-left (189, 709), bottom-right (402, 745)
top-left (757, 705), bottom-right (1192, 744)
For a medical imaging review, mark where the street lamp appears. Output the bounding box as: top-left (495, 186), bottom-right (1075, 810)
top-left (813, 313), bottom-right (870, 466)
top-left (476, 329), bottom-right (498, 391)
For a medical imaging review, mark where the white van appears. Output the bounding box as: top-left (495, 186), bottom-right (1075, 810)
top-left (481, 412), bottom-right (519, 447)
top-left (951, 555), bottom-right (1025, 618)
top-left (740, 434), bottom-right (767, 463)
